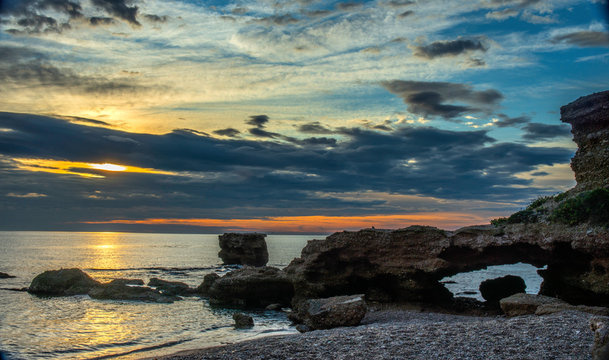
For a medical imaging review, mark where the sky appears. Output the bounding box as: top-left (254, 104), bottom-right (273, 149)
top-left (0, 0), bottom-right (608, 234)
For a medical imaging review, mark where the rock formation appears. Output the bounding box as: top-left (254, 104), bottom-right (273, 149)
top-left (233, 313), bottom-right (254, 328)
top-left (561, 90), bottom-right (609, 191)
top-left (479, 275), bottom-right (526, 303)
top-left (148, 278), bottom-right (194, 296)
top-left (0, 272), bottom-right (15, 279)
top-left (292, 294), bottom-right (367, 331)
top-left (205, 266), bottom-right (294, 308)
top-left (591, 317), bottom-right (609, 360)
top-left (218, 233), bottom-right (269, 266)
top-left (28, 268), bottom-right (101, 295)
top-left (88, 282), bottom-right (179, 303)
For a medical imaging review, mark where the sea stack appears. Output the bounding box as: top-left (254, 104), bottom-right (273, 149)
top-left (561, 90), bottom-right (609, 191)
top-left (218, 233), bottom-right (269, 266)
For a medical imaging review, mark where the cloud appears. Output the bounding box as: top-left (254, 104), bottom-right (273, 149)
top-left (245, 115), bottom-right (270, 128)
top-left (397, 10), bottom-right (414, 18)
top-left (90, 0), bottom-right (140, 26)
top-left (255, 14), bottom-right (300, 26)
top-left (297, 121), bottom-right (335, 134)
top-left (381, 80), bottom-right (503, 119)
top-left (551, 31), bottom-right (609, 47)
top-left (143, 14), bottom-right (168, 23)
top-left (412, 38), bottom-right (488, 59)
top-left (214, 128), bottom-right (241, 137)
top-left (89, 16), bottom-right (115, 26)
top-left (336, 2), bottom-right (364, 11)
top-left (522, 123), bottom-right (571, 141)
top-left (6, 192), bottom-right (47, 198)
top-left (494, 114), bottom-right (531, 127)
top-left (0, 112), bottom-right (574, 230)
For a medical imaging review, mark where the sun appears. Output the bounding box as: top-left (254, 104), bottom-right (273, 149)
top-left (89, 163), bottom-right (127, 172)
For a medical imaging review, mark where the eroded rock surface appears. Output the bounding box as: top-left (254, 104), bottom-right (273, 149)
top-left (561, 90), bottom-right (609, 191)
top-left (293, 294), bottom-right (367, 330)
top-left (218, 233), bottom-right (269, 266)
top-left (499, 293), bottom-right (566, 316)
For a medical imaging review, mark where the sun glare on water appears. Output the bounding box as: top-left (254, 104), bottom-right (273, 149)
top-left (89, 163), bottom-right (127, 172)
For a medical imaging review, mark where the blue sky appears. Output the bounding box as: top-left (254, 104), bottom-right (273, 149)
top-left (0, 0), bottom-right (608, 233)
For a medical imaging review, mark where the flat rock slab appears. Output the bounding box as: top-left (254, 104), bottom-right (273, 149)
top-left (299, 294), bottom-right (367, 330)
top-left (500, 293), bottom-right (566, 316)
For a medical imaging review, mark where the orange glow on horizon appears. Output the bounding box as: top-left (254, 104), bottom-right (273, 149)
top-left (82, 213), bottom-right (494, 232)
top-left (12, 158), bottom-right (176, 178)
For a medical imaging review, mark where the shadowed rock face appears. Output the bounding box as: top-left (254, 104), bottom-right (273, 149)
top-left (561, 90), bottom-right (609, 191)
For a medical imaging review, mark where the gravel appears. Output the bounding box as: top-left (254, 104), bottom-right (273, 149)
top-left (144, 309), bottom-right (594, 360)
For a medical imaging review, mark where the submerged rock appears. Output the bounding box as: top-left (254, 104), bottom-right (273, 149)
top-left (233, 313), bottom-right (254, 328)
top-left (479, 275), bottom-right (526, 303)
top-left (207, 266), bottom-right (293, 308)
top-left (148, 278), bottom-right (193, 296)
top-left (108, 278), bottom-right (145, 286)
top-left (88, 282), bottom-right (179, 303)
top-left (218, 233), bottom-right (268, 266)
top-left (28, 268), bottom-right (101, 296)
top-left (0, 272), bottom-right (15, 279)
top-left (294, 294), bottom-right (367, 330)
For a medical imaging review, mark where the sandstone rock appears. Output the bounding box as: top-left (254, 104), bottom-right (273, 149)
top-left (479, 275), bottom-right (526, 303)
top-left (28, 268), bottom-right (101, 296)
top-left (196, 273), bottom-right (220, 296)
top-left (88, 283), bottom-right (178, 303)
top-left (591, 317), bottom-right (609, 360)
top-left (561, 90), bottom-right (609, 191)
top-left (218, 233), bottom-right (268, 266)
top-left (233, 313), bottom-right (254, 328)
top-left (148, 278), bottom-right (193, 296)
top-left (0, 272), bottom-right (15, 279)
top-left (207, 266), bottom-right (294, 308)
top-left (295, 294), bottom-right (367, 330)
top-left (499, 293), bottom-right (566, 317)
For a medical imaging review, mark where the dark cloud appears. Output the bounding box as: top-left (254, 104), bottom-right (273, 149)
top-left (91, 0), bottom-right (140, 26)
top-left (249, 127), bottom-right (280, 138)
top-left (413, 38), bottom-right (488, 59)
top-left (143, 14), bottom-right (168, 23)
top-left (297, 121), bottom-right (334, 134)
top-left (397, 10), bottom-right (414, 18)
top-left (0, 48), bottom-right (148, 95)
top-left (0, 112), bottom-right (573, 230)
top-left (382, 80), bottom-right (503, 119)
top-left (303, 9), bottom-right (332, 17)
top-left (551, 31), bottom-right (609, 47)
top-left (494, 114), bottom-right (531, 127)
top-left (336, 2), bottom-right (364, 11)
top-left (386, 0), bottom-right (415, 7)
top-left (89, 16), bottom-right (115, 26)
top-left (246, 115), bottom-right (270, 128)
top-left (255, 14), bottom-right (300, 25)
top-left (214, 128), bottom-right (241, 137)
top-left (522, 123), bottom-right (571, 141)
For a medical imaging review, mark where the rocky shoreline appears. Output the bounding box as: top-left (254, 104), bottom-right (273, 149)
top-left (144, 306), bottom-right (595, 360)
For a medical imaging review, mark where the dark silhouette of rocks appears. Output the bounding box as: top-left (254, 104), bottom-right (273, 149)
top-left (88, 282), bottom-right (179, 303)
top-left (148, 278), bottom-right (194, 296)
top-left (233, 313), bottom-right (254, 328)
top-left (591, 317), bottom-right (609, 360)
top-left (218, 233), bottom-right (268, 266)
top-left (205, 266), bottom-right (293, 308)
top-left (28, 268), bottom-right (101, 295)
top-left (0, 272), bottom-right (15, 279)
top-left (479, 275), bottom-right (526, 303)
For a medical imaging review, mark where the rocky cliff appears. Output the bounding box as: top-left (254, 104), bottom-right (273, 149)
top-left (561, 90), bottom-right (609, 191)
top-left (285, 90), bottom-right (609, 308)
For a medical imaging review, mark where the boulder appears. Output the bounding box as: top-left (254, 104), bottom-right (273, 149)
top-left (206, 266), bottom-right (294, 308)
top-left (88, 283), bottom-right (178, 303)
top-left (294, 294), bottom-right (367, 330)
top-left (107, 278), bottom-right (145, 286)
top-left (479, 275), bottom-right (526, 303)
top-left (28, 268), bottom-right (101, 296)
top-left (218, 233), bottom-right (268, 266)
top-left (499, 293), bottom-right (566, 316)
top-left (591, 317), bottom-right (609, 360)
top-left (0, 272), bottom-right (15, 279)
top-left (148, 278), bottom-right (193, 296)
top-left (195, 273), bottom-right (220, 296)
top-left (233, 313), bottom-right (254, 328)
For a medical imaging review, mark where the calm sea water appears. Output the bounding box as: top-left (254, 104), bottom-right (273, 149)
top-left (0, 231), bottom-right (544, 359)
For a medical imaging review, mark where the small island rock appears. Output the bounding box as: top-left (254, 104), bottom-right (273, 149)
top-left (28, 268), bottom-right (101, 295)
top-left (218, 233), bottom-right (268, 266)
top-left (479, 275), bottom-right (526, 303)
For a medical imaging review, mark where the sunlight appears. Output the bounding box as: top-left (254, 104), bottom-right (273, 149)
top-left (89, 163), bottom-right (127, 172)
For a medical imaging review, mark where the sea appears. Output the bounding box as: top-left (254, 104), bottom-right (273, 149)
top-left (0, 231), bottom-right (544, 360)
